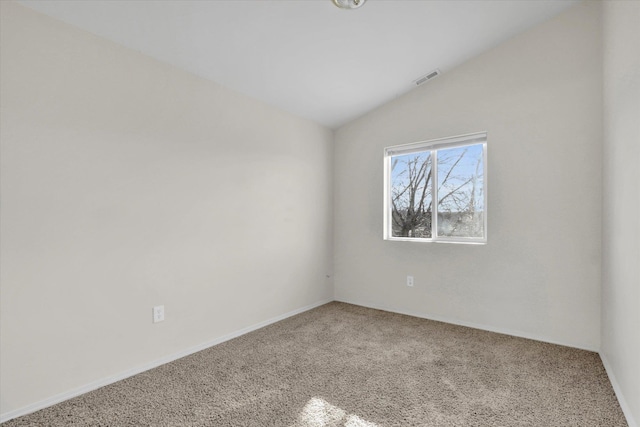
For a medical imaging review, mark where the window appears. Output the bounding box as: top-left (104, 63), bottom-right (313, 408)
top-left (384, 132), bottom-right (487, 243)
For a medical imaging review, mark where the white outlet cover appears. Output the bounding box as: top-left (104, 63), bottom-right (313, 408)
top-left (153, 305), bottom-right (165, 323)
top-left (407, 276), bottom-right (414, 287)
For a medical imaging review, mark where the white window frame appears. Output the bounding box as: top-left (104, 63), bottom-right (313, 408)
top-left (383, 132), bottom-right (488, 244)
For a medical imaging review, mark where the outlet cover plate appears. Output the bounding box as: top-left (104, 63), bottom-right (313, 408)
top-left (153, 305), bottom-right (165, 323)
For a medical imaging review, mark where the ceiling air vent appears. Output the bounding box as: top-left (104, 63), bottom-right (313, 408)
top-left (414, 69), bottom-right (441, 86)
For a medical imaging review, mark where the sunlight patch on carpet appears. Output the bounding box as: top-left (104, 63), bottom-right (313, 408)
top-left (292, 397), bottom-right (378, 427)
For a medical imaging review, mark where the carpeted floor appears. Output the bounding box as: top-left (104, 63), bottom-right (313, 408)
top-left (4, 302), bottom-right (627, 426)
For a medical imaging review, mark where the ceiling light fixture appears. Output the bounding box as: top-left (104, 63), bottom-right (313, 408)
top-left (332, 0), bottom-right (367, 10)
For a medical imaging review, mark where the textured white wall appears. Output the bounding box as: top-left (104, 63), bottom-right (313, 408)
top-left (334, 2), bottom-right (602, 351)
top-left (602, 1), bottom-right (640, 425)
top-left (0, 2), bottom-right (333, 416)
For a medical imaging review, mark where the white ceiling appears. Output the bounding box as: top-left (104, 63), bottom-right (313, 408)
top-left (18, 0), bottom-right (578, 129)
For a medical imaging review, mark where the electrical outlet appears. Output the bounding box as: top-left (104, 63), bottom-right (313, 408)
top-left (406, 276), bottom-right (414, 287)
top-left (153, 305), bottom-right (165, 323)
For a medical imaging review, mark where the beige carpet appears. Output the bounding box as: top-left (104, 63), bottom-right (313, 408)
top-left (4, 302), bottom-right (627, 426)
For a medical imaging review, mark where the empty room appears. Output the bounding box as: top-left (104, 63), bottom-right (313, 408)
top-left (0, 0), bottom-right (638, 425)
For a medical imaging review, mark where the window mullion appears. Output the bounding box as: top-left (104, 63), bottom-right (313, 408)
top-left (431, 149), bottom-right (438, 240)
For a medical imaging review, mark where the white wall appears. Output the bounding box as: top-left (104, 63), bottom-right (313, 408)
top-left (334, 2), bottom-right (602, 350)
top-left (0, 2), bottom-right (333, 417)
top-left (601, 1), bottom-right (640, 426)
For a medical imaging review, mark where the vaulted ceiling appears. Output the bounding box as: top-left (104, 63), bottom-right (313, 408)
top-left (18, 0), bottom-right (578, 129)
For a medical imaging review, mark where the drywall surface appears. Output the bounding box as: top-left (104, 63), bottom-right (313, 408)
top-left (334, 2), bottom-right (602, 350)
top-left (0, 2), bottom-right (333, 416)
top-left (602, 1), bottom-right (640, 425)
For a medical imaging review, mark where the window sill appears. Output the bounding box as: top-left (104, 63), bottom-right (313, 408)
top-left (384, 237), bottom-right (487, 245)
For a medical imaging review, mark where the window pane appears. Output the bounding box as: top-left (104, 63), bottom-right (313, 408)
top-left (390, 152), bottom-right (432, 238)
top-left (436, 144), bottom-right (484, 238)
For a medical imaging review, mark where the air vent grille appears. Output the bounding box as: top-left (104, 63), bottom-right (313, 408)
top-left (414, 69), bottom-right (441, 86)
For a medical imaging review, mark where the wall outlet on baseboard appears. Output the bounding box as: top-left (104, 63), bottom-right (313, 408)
top-left (406, 276), bottom-right (414, 287)
top-left (153, 305), bottom-right (165, 323)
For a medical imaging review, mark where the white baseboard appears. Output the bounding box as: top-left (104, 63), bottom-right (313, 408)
top-left (0, 298), bottom-right (332, 424)
top-left (335, 298), bottom-right (599, 352)
top-left (600, 353), bottom-right (638, 427)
